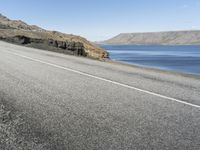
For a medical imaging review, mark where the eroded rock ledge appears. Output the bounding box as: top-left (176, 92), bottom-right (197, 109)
top-left (0, 35), bottom-right (86, 56)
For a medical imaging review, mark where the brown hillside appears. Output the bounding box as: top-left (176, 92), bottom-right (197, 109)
top-left (0, 13), bottom-right (108, 59)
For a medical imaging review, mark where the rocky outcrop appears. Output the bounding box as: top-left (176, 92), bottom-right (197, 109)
top-left (0, 35), bottom-right (86, 56)
top-left (0, 24), bottom-right (14, 29)
top-left (0, 14), bottom-right (108, 59)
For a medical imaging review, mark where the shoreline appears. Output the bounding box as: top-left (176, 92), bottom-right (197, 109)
top-left (98, 43), bottom-right (200, 46)
top-left (1, 40), bottom-right (200, 79)
top-left (105, 58), bottom-right (200, 79)
top-left (100, 44), bottom-right (200, 79)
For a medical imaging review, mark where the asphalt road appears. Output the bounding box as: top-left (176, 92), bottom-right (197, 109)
top-left (0, 41), bottom-right (200, 150)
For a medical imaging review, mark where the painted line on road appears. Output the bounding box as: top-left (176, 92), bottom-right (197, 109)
top-left (6, 51), bottom-right (200, 109)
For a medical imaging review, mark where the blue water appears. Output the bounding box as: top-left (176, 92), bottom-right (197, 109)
top-left (100, 45), bottom-right (200, 75)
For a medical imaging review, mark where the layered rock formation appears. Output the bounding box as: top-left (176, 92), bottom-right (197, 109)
top-left (0, 14), bottom-right (108, 59)
top-left (0, 31), bottom-right (86, 56)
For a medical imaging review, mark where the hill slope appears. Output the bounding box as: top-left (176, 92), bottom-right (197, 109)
top-left (102, 30), bottom-right (200, 45)
top-left (0, 13), bottom-right (108, 59)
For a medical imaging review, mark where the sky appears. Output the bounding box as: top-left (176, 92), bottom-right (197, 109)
top-left (0, 0), bottom-right (200, 41)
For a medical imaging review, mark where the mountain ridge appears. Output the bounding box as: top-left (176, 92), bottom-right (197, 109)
top-left (101, 30), bottom-right (200, 45)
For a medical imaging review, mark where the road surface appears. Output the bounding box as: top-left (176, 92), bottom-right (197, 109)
top-left (0, 41), bottom-right (200, 150)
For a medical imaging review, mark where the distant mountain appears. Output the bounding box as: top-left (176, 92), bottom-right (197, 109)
top-left (101, 30), bottom-right (200, 45)
top-left (0, 13), bottom-right (108, 59)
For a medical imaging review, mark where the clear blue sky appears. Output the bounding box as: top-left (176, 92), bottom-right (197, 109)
top-left (1, 0), bottom-right (200, 41)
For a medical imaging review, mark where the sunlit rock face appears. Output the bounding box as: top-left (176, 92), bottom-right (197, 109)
top-left (0, 14), bottom-right (109, 59)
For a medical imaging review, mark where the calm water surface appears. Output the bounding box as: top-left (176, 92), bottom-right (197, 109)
top-left (101, 45), bottom-right (200, 75)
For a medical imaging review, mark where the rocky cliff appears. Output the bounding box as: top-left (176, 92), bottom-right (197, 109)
top-left (102, 30), bottom-right (200, 45)
top-left (0, 14), bottom-right (108, 59)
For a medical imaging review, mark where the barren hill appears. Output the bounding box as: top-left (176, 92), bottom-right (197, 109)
top-left (0, 13), bottom-right (108, 59)
top-left (102, 30), bottom-right (200, 45)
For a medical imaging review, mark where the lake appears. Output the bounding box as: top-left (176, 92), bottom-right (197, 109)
top-left (100, 45), bottom-right (200, 75)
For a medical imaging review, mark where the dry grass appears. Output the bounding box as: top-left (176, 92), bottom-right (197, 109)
top-left (0, 105), bottom-right (47, 150)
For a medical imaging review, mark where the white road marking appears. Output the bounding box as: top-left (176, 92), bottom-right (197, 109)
top-left (5, 51), bottom-right (200, 109)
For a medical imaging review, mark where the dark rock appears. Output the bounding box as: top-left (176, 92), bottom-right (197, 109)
top-left (2, 36), bottom-right (32, 45)
top-left (53, 41), bottom-right (58, 48)
top-left (1, 35), bottom-right (86, 56)
top-left (48, 39), bottom-right (54, 46)
top-left (67, 42), bottom-right (75, 50)
top-left (57, 41), bottom-right (66, 49)
top-left (30, 38), bottom-right (43, 44)
top-left (12, 36), bottom-right (31, 44)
